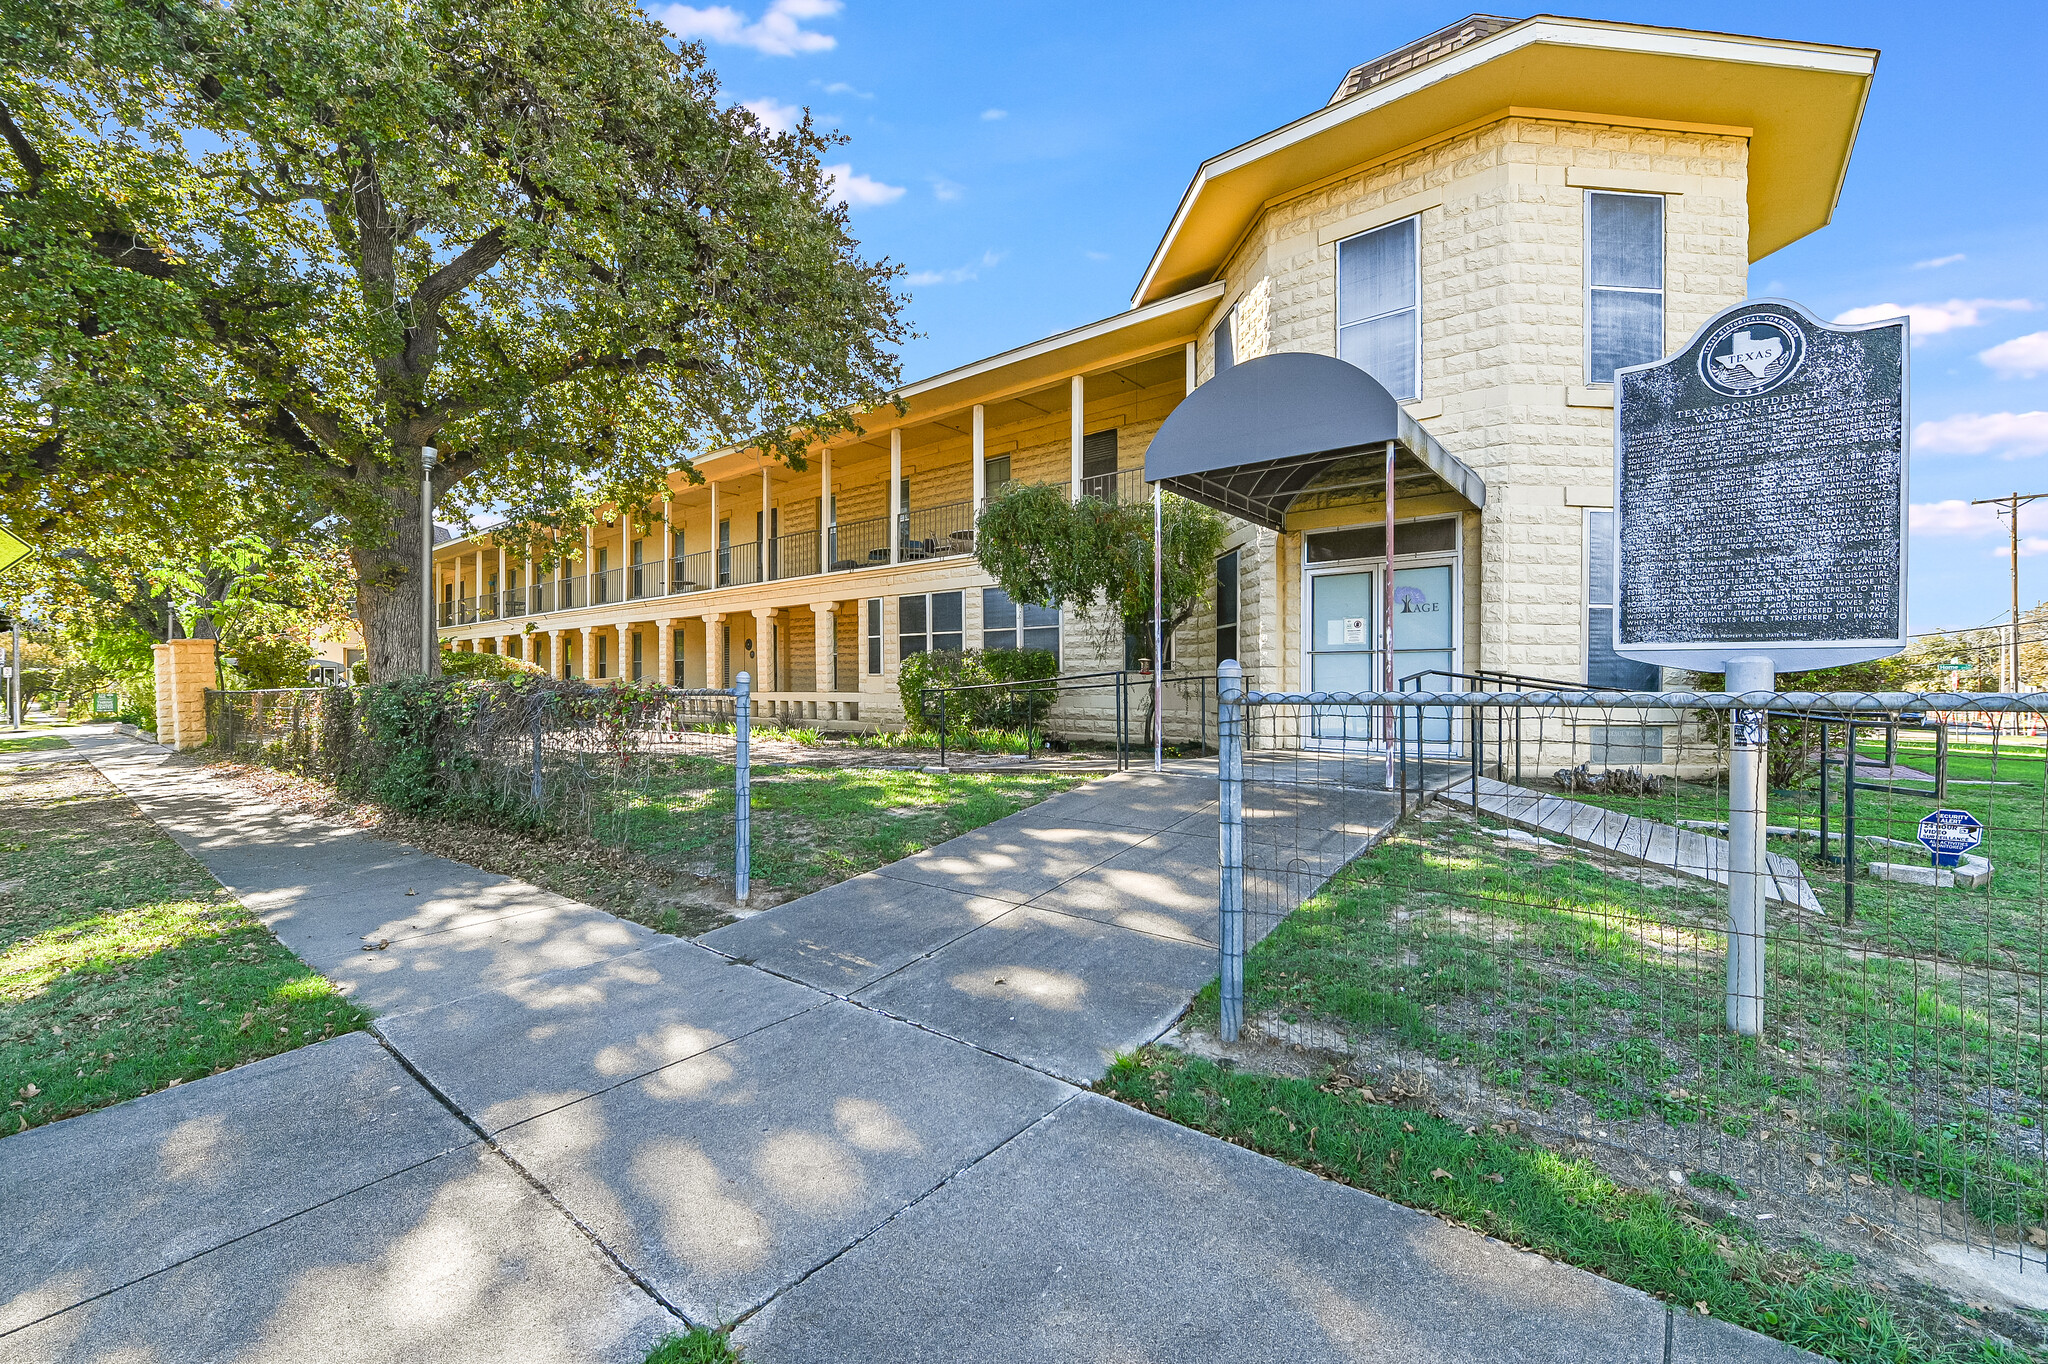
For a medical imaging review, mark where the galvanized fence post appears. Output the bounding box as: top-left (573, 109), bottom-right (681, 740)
top-left (735, 671), bottom-right (751, 904)
top-left (1724, 656), bottom-right (1773, 1038)
top-left (1217, 659), bottom-right (1245, 1043)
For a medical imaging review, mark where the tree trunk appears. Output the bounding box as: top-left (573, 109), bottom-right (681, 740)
top-left (354, 479), bottom-right (439, 682)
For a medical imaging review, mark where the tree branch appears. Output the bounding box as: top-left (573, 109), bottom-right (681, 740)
top-left (0, 100), bottom-right (46, 191)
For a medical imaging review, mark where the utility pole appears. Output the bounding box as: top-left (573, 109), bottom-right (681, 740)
top-left (1972, 491), bottom-right (2048, 698)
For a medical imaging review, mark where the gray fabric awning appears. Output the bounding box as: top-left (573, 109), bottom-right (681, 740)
top-left (1143, 351), bottom-right (1485, 530)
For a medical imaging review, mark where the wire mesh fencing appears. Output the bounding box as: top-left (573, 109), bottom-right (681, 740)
top-left (918, 667), bottom-right (1228, 767)
top-left (204, 674), bottom-right (758, 901)
top-left (1214, 667), bottom-right (2047, 1266)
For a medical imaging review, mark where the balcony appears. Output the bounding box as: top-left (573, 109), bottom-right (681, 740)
top-left (438, 476), bottom-right (1139, 630)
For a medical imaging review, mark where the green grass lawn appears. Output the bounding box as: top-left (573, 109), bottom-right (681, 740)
top-left (643, 1328), bottom-right (741, 1363)
top-left (0, 734), bottom-right (68, 755)
top-left (597, 759), bottom-right (1086, 896)
top-left (1101, 1049), bottom-right (2041, 1363)
top-left (1, 754), bottom-right (370, 1134)
top-left (1209, 800), bottom-right (2046, 1235)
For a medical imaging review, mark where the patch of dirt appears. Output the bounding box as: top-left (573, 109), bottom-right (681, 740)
top-left (167, 752), bottom-right (748, 938)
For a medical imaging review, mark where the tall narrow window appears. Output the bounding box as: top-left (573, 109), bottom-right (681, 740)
top-left (1586, 510), bottom-right (1659, 690)
top-left (673, 628), bottom-right (686, 685)
top-left (1586, 191), bottom-right (1664, 383)
top-left (985, 454), bottom-right (1012, 494)
top-left (1081, 429), bottom-right (1118, 502)
top-left (896, 591), bottom-right (962, 659)
top-left (596, 634), bottom-right (609, 680)
top-left (1336, 215), bottom-right (1419, 400)
top-left (865, 598), bottom-right (882, 675)
top-left (1212, 304), bottom-right (1236, 373)
top-left (1215, 549), bottom-right (1240, 666)
top-left (717, 518), bottom-right (732, 586)
top-left (631, 631), bottom-right (643, 681)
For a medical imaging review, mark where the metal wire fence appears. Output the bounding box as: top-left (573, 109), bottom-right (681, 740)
top-left (204, 675), bottom-right (757, 901)
top-left (1214, 666), bottom-right (2046, 1267)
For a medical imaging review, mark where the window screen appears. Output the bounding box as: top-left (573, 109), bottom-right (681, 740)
top-left (1215, 550), bottom-right (1240, 666)
top-left (865, 598), bottom-right (882, 675)
top-left (985, 454), bottom-right (1011, 494)
top-left (900, 592), bottom-right (963, 659)
top-left (1586, 509), bottom-right (1659, 689)
top-left (1337, 216), bottom-right (1419, 400)
top-left (1305, 517), bottom-right (1458, 563)
top-left (1213, 307), bottom-right (1235, 372)
top-left (1587, 192), bottom-right (1664, 383)
top-left (1081, 429), bottom-right (1118, 501)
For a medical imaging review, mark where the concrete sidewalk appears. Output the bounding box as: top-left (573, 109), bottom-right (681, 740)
top-left (3, 730), bottom-right (1809, 1362)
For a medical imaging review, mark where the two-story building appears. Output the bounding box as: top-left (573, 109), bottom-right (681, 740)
top-left (431, 13), bottom-right (1876, 748)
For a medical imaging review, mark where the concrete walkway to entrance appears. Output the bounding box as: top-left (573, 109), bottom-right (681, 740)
top-left (4, 730), bottom-right (1808, 1363)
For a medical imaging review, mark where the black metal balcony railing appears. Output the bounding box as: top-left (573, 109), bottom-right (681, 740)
top-left (828, 515), bottom-right (890, 571)
top-left (500, 588), bottom-right (525, 619)
top-left (558, 576), bottom-right (585, 610)
top-left (901, 500), bottom-right (975, 561)
top-left (586, 566), bottom-right (622, 606)
top-left (628, 562), bottom-right (659, 600)
top-left (673, 550), bottom-right (713, 594)
top-left (775, 528), bottom-right (822, 579)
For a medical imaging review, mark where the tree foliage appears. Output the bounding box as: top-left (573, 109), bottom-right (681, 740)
top-left (2, 0), bottom-right (907, 680)
top-left (973, 483), bottom-right (1229, 657)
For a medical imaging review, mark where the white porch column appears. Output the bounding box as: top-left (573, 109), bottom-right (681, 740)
top-left (811, 603), bottom-right (837, 692)
top-left (703, 613), bottom-right (724, 689)
top-left (662, 495), bottom-right (673, 594)
top-left (888, 429), bottom-right (902, 565)
top-left (474, 549), bottom-right (484, 615)
top-left (753, 607), bottom-right (778, 692)
top-left (971, 404), bottom-right (986, 512)
top-left (656, 617), bottom-right (675, 687)
top-left (1186, 340), bottom-right (1197, 394)
top-left (821, 446), bottom-right (833, 568)
top-left (1069, 373), bottom-right (1084, 502)
top-left (496, 543), bottom-right (506, 616)
top-left (582, 523), bottom-right (594, 605)
top-left (761, 465), bottom-right (772, 581)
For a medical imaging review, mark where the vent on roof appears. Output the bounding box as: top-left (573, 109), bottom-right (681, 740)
top-left (1327, 14), bottom-right (1520, 105)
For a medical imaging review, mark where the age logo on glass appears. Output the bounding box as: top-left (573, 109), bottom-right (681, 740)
top-left (1698, 310), bottom-right (1807, 397)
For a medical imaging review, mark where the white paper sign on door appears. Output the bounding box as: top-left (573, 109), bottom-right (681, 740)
top-left (1343, 617), bottom-right (1367, 644)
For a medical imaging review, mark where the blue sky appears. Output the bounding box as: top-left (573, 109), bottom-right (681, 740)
top-left (646, 0), bottom-right (2047, 636)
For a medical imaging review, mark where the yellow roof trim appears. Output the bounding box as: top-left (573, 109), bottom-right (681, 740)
top-left (1133, 16), bottom-right (1876, 305)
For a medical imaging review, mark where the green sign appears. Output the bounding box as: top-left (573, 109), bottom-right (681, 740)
top-left (93, 692), bottom-right (120, 715)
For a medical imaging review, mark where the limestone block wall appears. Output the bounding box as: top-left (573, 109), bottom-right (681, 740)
top-left (1196, 113), bottom-right (1750, 685)
top-left (152, 637), bottom-right (216, 750)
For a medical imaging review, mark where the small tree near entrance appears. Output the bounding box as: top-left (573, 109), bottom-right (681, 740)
top-left (974, 483), bottom-right (1228, 668)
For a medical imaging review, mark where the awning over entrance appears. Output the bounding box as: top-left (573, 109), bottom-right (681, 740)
top-left (1144, 351), bottom-right (1485, 530)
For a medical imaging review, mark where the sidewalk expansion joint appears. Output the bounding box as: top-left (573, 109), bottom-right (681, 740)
top-left (362, 1029), bottom-right (704, 1330)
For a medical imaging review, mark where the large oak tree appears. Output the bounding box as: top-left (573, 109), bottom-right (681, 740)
top-left (2, 0), bottom-right (905, 679)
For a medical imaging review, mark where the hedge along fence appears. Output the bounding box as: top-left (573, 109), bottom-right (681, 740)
top-left (203, 677), bottom-right (753, 897)
top-left (897, 648), bottom-right (1058, 734)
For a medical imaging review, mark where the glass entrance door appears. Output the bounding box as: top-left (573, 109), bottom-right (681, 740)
top-left (1306, 562), bottom-right (1458, 749)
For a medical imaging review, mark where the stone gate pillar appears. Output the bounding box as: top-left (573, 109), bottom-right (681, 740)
top-left (152, 637), bottom-right (216, 750)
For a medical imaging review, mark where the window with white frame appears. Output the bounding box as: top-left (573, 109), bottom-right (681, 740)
top-left (982, 588), bottom-right (1060, 662)
top-left (984, 454), bottom-right (1011, 494)
top-left (1586, 191), bottom-right (1664, 383)
top-left (1336, 215), bottom-right (1419, 400)
top-left (899, 591), bottom-right (963, 659)
top-left (1212, 303), bottom-right (1236, 373)
top-left (1585, 509), bottom-right (1659, 690)
top-left (865, 598), bottom-right (882, 675)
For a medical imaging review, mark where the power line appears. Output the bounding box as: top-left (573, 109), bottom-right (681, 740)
top-left (1971, 491), bottom-right (2048, 690)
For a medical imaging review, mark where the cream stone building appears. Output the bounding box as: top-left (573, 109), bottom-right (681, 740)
top-left (430, 14), bottom-right (1876, 748)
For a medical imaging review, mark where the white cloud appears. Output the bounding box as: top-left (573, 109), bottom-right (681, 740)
top-left (1980, 331), bottom-right (2048, 379)
top-left (823, 163), bottom-right (903, 208)
top-left (1913, 253), bottom-right (1966, 269)
top-left (1910, 499), bottom-right (2001, 535)
top-left (1832, 298), bottom-right (2034, 338)
top-left (1083, 250), bottom-right (1110, 262)
top-left (819, 80), bottom-right (872, 98)
top-left (658, 0), bottom-right (839, 56)
top-left (741, 96), bottom-right (803, 135)
top-left (905, 250), bottom-right (1003, 287)
top-left (980, 108), bottom-right (1007, 121)
top-left (930, 177), bottom-right (963, 202)
top-left (1914, 411), bottom-right (2048, 458)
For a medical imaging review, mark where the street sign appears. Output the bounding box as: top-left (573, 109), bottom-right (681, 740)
top-left (1918, 808), bottom-right (1984, 869)
top-left (0, 527), bottom-right (32, 578)
top-left (1612, 298), bottom-right (1908, 673)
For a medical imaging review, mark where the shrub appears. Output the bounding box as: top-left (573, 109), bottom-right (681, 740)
top-left (439, 648), bottom-right (544, 681)
top-left (898, 647), bottom-right (1056, 733)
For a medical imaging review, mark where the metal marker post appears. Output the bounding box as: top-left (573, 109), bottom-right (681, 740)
top-left (1217, 659), bottom-right (1245, 1043)
top-left (1153, 481), bottom-right (1164, 772)
top-left (1725, 655), bottom-right (1772, 1037)
top-left (734, 671), bottom-right (751, 904)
